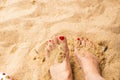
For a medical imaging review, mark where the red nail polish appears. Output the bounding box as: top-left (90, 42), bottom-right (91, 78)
top-left (49, 40), bottom-right (52, 42)
top-left (77, 38), bottom-right (80, 40)
top-left (59, 36), bottom-right (65, 40)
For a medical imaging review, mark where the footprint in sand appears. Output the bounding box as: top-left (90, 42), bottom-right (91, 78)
top-left (44, 36), bottom-right (73, 80)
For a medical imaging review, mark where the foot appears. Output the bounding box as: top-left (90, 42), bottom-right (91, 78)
top-left (74, 37), bottom-right (105, 80)
top-left (45, 36), bottom-right (73, 80)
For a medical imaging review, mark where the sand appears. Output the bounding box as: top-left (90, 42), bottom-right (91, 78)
top-left (0, 0), bottom-right (120, 80)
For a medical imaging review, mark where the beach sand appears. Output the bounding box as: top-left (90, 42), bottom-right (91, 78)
top-left (0, 0), bottom-right (120, 80)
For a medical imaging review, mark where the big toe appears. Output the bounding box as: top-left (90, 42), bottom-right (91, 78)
top-left (58, 36), bottom-right (68, 51)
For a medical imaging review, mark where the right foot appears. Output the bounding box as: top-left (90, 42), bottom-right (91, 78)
top-left (74, 37), bottom-right (105, 80)
top-left (45, 36), bottom-right (72, 80)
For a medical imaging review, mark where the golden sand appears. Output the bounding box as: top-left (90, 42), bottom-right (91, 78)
top-left (0, 0), bottom-right (120, 80)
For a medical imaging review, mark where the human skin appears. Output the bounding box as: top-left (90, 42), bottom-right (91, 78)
top-left (45, 36), bottom-right (105, 80)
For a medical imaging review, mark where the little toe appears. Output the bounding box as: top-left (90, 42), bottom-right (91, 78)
top-left (48, 40), bottom-right (54, 49)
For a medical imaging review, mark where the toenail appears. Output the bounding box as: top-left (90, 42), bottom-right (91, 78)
top-left (77, 38), bottom-right (80, 40)
top-left (59, 36), bottom-right (65, 40)
top-left (49, 40), bottom-right (53, 42)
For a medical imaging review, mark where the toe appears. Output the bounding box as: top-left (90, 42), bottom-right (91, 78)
top-left (53, 36), bottom-right (59, 45)
top-left (45, 39), bottom-right (54, 58)
top-left (81, 37), bottom-right (95, 49)
top-left (57, 35), bottom-right (69, 57)
top-left (45, 44), bottom-right (50, 52)
top-left (84, 38), bottom-right (91, 47)
top-left (48, 39), bottom-right (54, 46)
top-left (58, 35), bottom-right (68, 48)
top-left (81, 37), bottom-right (87, 47)
top-left (75, 37), bottom-right (82, 48)
top-left (48, 39), bottom-right (55, 50)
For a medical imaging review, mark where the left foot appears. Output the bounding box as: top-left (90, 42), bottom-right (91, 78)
top-left (45, 36), bottom-right (73, 80)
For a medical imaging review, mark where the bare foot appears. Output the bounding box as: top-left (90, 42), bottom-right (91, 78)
top-left (45, 36), bottom-right (72, 80)
top-left (74, 37), bottom-right (105, 80)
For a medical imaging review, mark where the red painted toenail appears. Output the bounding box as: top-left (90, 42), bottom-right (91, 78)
top-left (59, 36), bottom-right (65, 40)
top-left (49, 40), bottom-right (52, 42)
top-left (77, 38), bottom-right (80, 40)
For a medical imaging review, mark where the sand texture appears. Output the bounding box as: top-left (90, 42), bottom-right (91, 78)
top-left (0, 0), bottom-right (120, 80)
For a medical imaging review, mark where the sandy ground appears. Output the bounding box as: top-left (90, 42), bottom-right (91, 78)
top-left (0, 0), bottom-right (120, 80)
